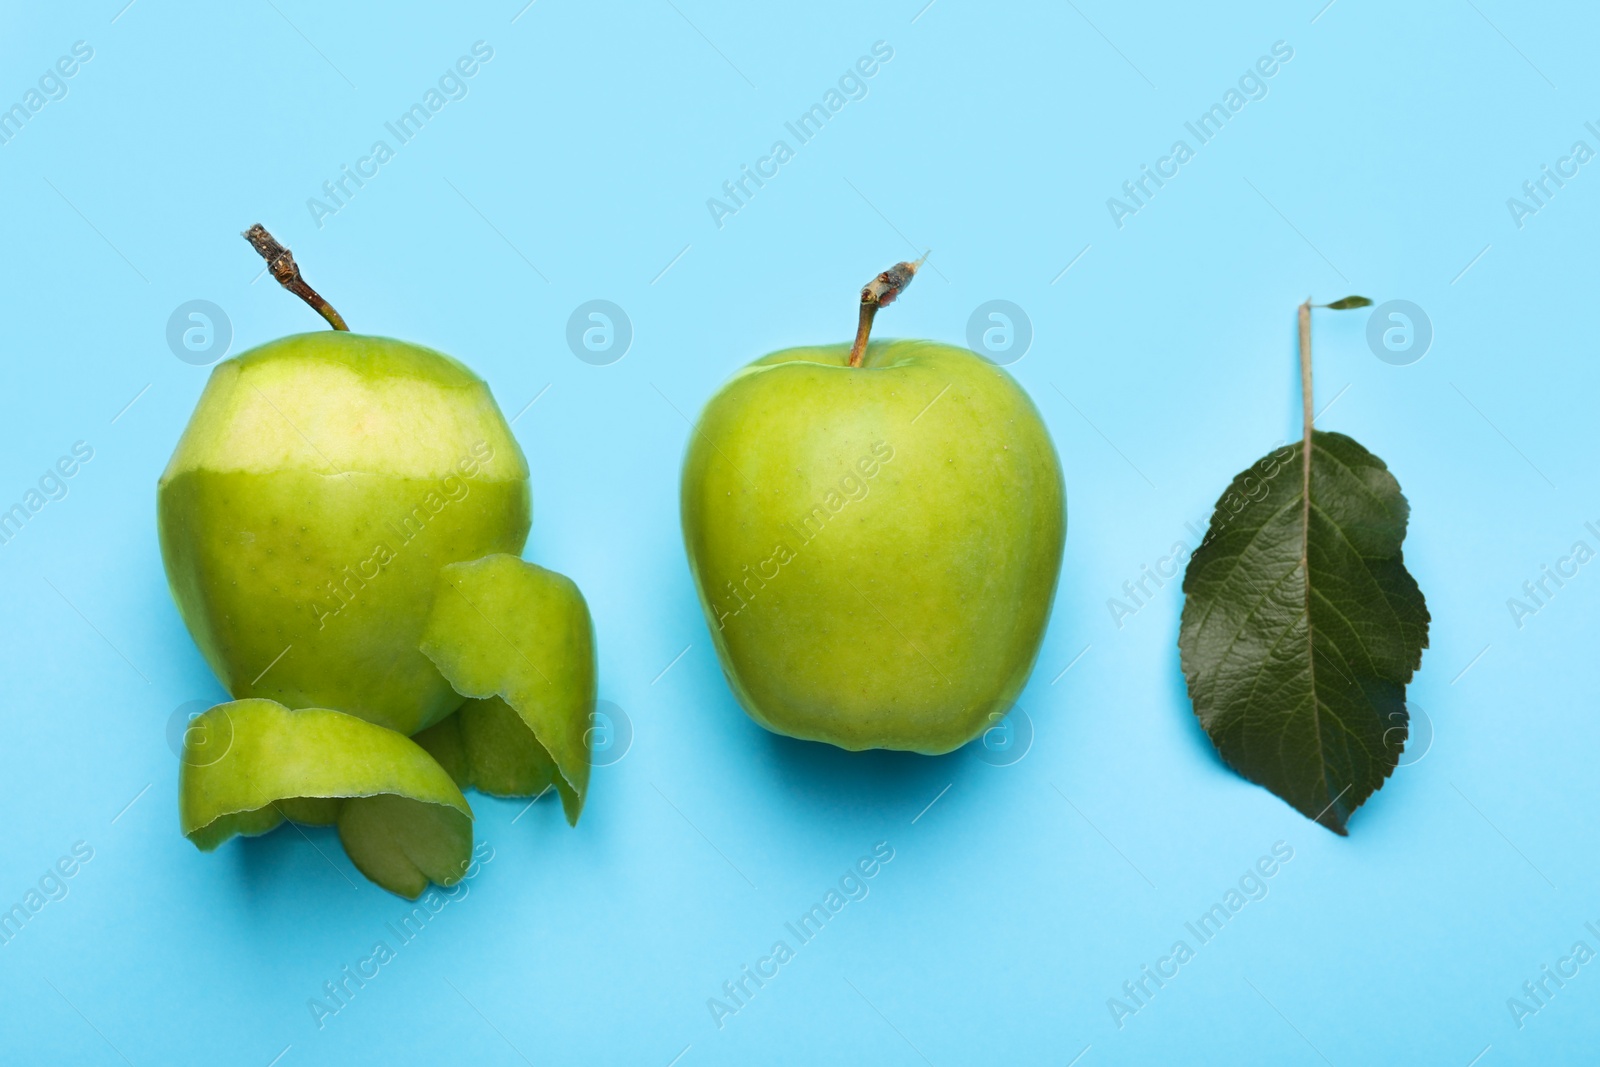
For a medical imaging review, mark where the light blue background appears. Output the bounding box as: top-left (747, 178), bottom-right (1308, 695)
top-left (0, 1), bottom-right (1595, 1063)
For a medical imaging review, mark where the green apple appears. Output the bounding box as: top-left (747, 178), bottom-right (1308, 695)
top-left (163, 227), bottom-right (597, 898)
top-left (158, 331), bottom-right (530, 736)
top-left (680, 261), bottom-right (1066, 753)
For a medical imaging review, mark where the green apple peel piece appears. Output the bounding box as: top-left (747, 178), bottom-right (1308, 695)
top-left (457, 697), bottom-right (562, 797)
top-left (338, 794), bottom-right (474, 900)
top-left (411, 712), bottom-right (470, 786)
top-left (414, 697), bottom-right (562, 799)
top-left (179, 698), bottom-right (473, 897)
top-left (276, 796), bottom-right (341, 825)
top-left (419, 555), bottom-right (595, 825)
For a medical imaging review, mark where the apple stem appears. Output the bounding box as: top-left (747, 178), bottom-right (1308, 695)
top-left (243, 224), bottom-right (349, 331)
top-left (847, 254), bottom-right (925, 367)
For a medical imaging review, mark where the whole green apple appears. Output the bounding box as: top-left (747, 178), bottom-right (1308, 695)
top-left (158, 330), bottom-right (530, 736)
top-left (680, 261), bottom-right (1066, 753)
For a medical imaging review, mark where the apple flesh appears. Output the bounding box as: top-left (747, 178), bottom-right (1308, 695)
top-left (158, 332), bottom-right (530, 736)
top-left (681, 339), bottom-right (1066, 753)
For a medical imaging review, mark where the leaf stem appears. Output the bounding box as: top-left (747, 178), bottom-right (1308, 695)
top-left (1298, 295), bottom-right (1369, 444)
top-left (1298, 297), bottom-right (1313, 474)
top-left (847, 255), bottom-right (925, 367)
top-left (243, 223), bottom-right (349, 331)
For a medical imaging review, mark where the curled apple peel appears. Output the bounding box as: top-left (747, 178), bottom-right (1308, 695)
top-left (419, 554), bottom-right (597, 826)
top-left (178, 699), bottom-right (474, 897)
top-left (176, 557), bottom-right (597, 897)
top-left (413, 697), bottom-right (563, 801)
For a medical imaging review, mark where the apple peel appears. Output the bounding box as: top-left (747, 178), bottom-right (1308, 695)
top-left (418, 555), bottom-right (595, 826)
top-left (178, 698), bottom-right (473, 898)
top-left (337, 793), bottom-right (473, 900)
top-left (413, 697), bottom-right (562, 799)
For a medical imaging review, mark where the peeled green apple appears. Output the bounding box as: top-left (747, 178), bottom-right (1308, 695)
top-left (680, 261), bottom-right (1066, 753)
top-left (162, 226), bottom-right (597, 898)
top-left (158, 331), bottom-right (530, 735)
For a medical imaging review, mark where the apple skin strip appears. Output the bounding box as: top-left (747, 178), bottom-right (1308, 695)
top-left (413, 696), bottom-right (562, 799)
top-left (418, 555), bottom-right (595, 826)
top-left (179, 699), bottom-right (473, 898)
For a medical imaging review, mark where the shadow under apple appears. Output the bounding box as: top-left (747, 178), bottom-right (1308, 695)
top-left (747, 710), bottom-right (992, 823)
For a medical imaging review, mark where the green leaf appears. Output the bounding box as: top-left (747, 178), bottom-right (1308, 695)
top-left (1321, 296), bottom-right (1373, 310)
top-left (1178, 431), bottom-right (1429, 834)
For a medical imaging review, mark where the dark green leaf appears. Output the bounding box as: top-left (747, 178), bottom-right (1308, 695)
top-left (1178, 431), bottom-right (1429, 834)
top-left (1321, 296), bottom-right (1373, 310)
